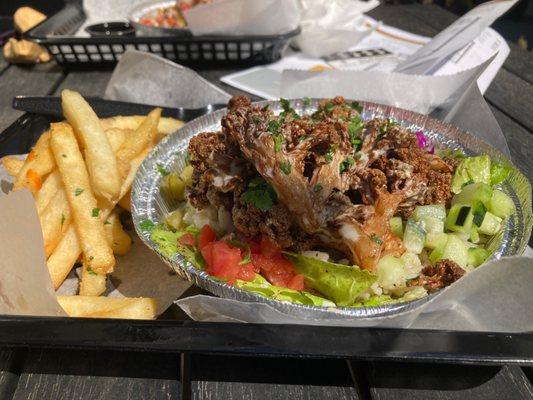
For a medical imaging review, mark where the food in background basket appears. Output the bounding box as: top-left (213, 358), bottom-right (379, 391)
top-left (138, 0), bottom-right (212, 29)
top-left (147, 96), bottom-right (517, 308)
top-left (1, 90), bottom-right (184, 319)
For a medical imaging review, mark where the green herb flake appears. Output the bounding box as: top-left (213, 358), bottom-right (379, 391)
top-left (104, 220), bottom-right (111, 225)
top-left (351, 101), bottom-right (363, 113)
top-left (302, 97), bottom-right (311, 107)
top-left (60, 214), bottom-right (65, 227)
top-left (279, 160), bottom-right (292, 175)
top-left (324, 102), bottom-right (334, 114)
top-left (370, 233), bottom-right (383, 245)
top-left (298, 135), bottom-right (309, 143)
top-left (280, 98), bottom-right (291, 112)
top-left (267, 119), bottom-right (279, 134)
top-left (86, 266), bottom-right (97, 276)
top-left (91, 208), bottom-right (100, 217)
top-left (340, 157), bottom-right (355, 173)
top-left (273, 134), bottom-right (284, 153)
top-left (314, 184), bottom-right (323, 192)
top-left (157, 164), bottom-right (170, 177)
top-left (61, 154), bottom-right (67, 158)
top-left (74, 188), bottom-right (84, 196)
top-left (252, 116), bottom-right (261, 124)
top-left (140, 219), bottom-right (155, 232)
top-left (242, 177), bottom-right (278, 212)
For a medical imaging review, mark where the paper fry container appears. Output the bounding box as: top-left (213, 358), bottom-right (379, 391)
top-left (132, 99), bottom-right (532, 320)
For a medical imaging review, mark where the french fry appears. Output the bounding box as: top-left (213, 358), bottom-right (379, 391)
top-left (79, 264), bottom-right (107, 296)
top-left (1, 156), bottom-right (24, 176)
top-left (35, 170), bottom-right (61, 215)
top-left (100, 115), bottom-right (183, 137)
top-left (40, 187), bottom-right (71, 257)
top-left (61, 89), bottom-right (121, 201)
top-left (105, 127), bottom-right (128, 153)
top-left (104, 212), bottom-right (132, 255)
top-left (14, 130), bottom-right (55, 194)
top-left (47, 226), bottom-right (80, 289)
top-left (117, 189), bottom-right (131, 211)
top-left (50, 122), bottom-right (115, 274)
top-left (57, 295), bottom-right (157, 319)
top-left (116, 108), bottom-right (161, 178)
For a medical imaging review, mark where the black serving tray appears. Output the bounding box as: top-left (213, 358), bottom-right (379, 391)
top-left (24, 1), bottom-right (300, 69)
top-left (1, 110), bottom-right (532, 364)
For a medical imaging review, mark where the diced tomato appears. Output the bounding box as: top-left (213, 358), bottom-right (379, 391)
top-left (139, 18), bottom-right (154, 26)
top-left (287, 274), bottom-right (305, 291)
top-left (245, 239), bottom-right (261, 254)
top-left (179, 3), bottom-right (192, 11)
top-left (198, 224), bottom-right (216, 249)
top-left (252, 253), bottom-right (297, 288)
top-left (260, 235), bottom-right (281, 258)
top-left (208, 241), bottom-right (241, 284)
top-left (178, 232), bottom-right (196, 247)
top-left (237, 263), bottom-right (256, 281)
top-left (201, 241), bottom-right (215, 267)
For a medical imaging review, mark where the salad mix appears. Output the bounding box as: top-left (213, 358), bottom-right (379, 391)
top-left (142, 96), bottom-right (516, 308)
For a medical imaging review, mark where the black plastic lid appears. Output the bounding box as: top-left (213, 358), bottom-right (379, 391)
top-left (85, 21), bottom-right (135, 37)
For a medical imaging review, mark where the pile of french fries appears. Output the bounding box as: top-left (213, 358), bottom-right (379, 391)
top-left (1, 90), bottom-right (184, 319)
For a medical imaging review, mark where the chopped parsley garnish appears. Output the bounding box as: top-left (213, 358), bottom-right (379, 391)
top-left (324, 151), bottom-right (333, 163)
top-left (280, 98), bottom-right (291, 112)
top-left (262, 104), bottom-right (270, 111)
top-left (302, 97), bottom-right (311, 107)
top-left (347, 116), bottom-right (363, 149)
top-left (298, 135), bottom-right (309, 142)
top-left (370, 233), bottom-right (383, 245)
top-left (351, 101), bottom-right (363, 113)
top-left (242, 177), bottom-right (278, 212)
top-left (74, 188), bottom-right (84, 196)
top-left (268, 120), bottom-right (279, 134)
top-left (273, 134), bottom-right (284, 152)
top-left (60, 214), bottom-right (65, 227)
top-left (279, 160), bottom-right (291, 175)
top-left (88, 256), bottom-right (94, 261)
top-left (157, 164), bottom-right (170, 176)
top-left (104, 220), bottom-right (111, 225)
top-left (314, 184), bottom-right (323, 192)
top-left (92, 208), bottom-right (100, 217)
top-left (86, 267), bottom-right (97, 276)
top-left (252, 116), bottom-right (261, 124)
top-left (279, 98), bottom-right (300, 120)
top-left (324, 102), bottom-right (334, 114)
top-left (140, 219), bottom-right (155, 231)
top-left (61, 154), bottom-right (67, 158)
top-left (339, 157), bottom-right (355, 173)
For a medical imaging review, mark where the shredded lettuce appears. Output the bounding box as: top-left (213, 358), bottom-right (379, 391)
top-left (352, 295), bottom-right (396, 307)
top-left (150, 226), bottom-right (205, 268)
top-left (451, 155), bottom-right (491, 193)
top-left (490, 162), bottom-right (513, 186)
top-left (235, 274), bottom-right (335, 307)
top-left (283, 252), bottom-right (377, 306)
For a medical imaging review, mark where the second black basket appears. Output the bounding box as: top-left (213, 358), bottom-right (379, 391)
top-left (25, 2), bottom-right (300, 69)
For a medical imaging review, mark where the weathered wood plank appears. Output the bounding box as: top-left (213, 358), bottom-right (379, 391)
top-left (0, 348), bottom-right (23, 400)
top-left (12, 349), bottom-right (180, 400)
top-left (0, 62), bottom-right (64, 132)
top-left (52, 71), bottom-right (113, 97)
top-left (490, 106), bottom-right (533, 179)
top-left (190, 354), bottom-right (359, 400)
top-left (361, 362), bottom-right (533, 400)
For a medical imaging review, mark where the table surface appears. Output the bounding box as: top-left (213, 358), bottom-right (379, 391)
top-left (0, 3), bottom-right (532, 400)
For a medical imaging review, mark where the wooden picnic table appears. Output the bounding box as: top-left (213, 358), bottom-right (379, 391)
top-left (0, 3), bottom-right (532, 399)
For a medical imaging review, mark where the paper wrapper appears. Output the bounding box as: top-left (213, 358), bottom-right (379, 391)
top-left (104, 50), bottom-right (231, 108)
top-left (184, 0), bottom-right (300, 36)
top-left (292, 0), bottom-right (380, 58)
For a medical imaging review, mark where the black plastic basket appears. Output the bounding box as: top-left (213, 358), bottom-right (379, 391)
top-left (24, 2), bottom-right (300, 69)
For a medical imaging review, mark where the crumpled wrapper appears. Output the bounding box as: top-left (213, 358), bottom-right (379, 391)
top-left (184, 0), bottom-right (300, 36)
top-left (104, 50), bottom-right (231, 108)
top-left (292, 0), bottom-right (380, 58)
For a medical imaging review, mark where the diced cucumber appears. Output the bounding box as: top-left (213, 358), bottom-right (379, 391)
top-left (425, 232), bottom-right (448, 249)
top-left (467, 247), bottom-right (491, 267)
top-left (489, 189), bottom-right (515, 218)
top-left (477, 212), bottom-right (502, 235)
top-left (446, 203), bottom-right (474, 233)
top-left (413, 204), bottom-right (446, 222)
top-left (471, 200), bottom-right (487, 228)
top-left (470, 227), bottom-right (480, 244)
top-left (389, 217), bottom-right (404, 238)
top-left (451, 182), bottom-right (492, 208)
top-left (419, 216), bottom-right (444, 234)
top-left (403, 220), bottom-right (426, 254)
top-left (180, 165), bottom-right (194, 186)
top-left (165, 209), bottom-right (185, 230)
top-left (429, 234), bottom-right (468, 268)
top-left (401, 252), bottom-right (423, 279)
top-left (376, 255), bottom-right (407, 290)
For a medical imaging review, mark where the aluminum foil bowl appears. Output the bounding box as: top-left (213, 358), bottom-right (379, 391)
top-left (132, 99), bottom-right (532, 319)
top-left (128, 0), bottom-right (192, 37)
